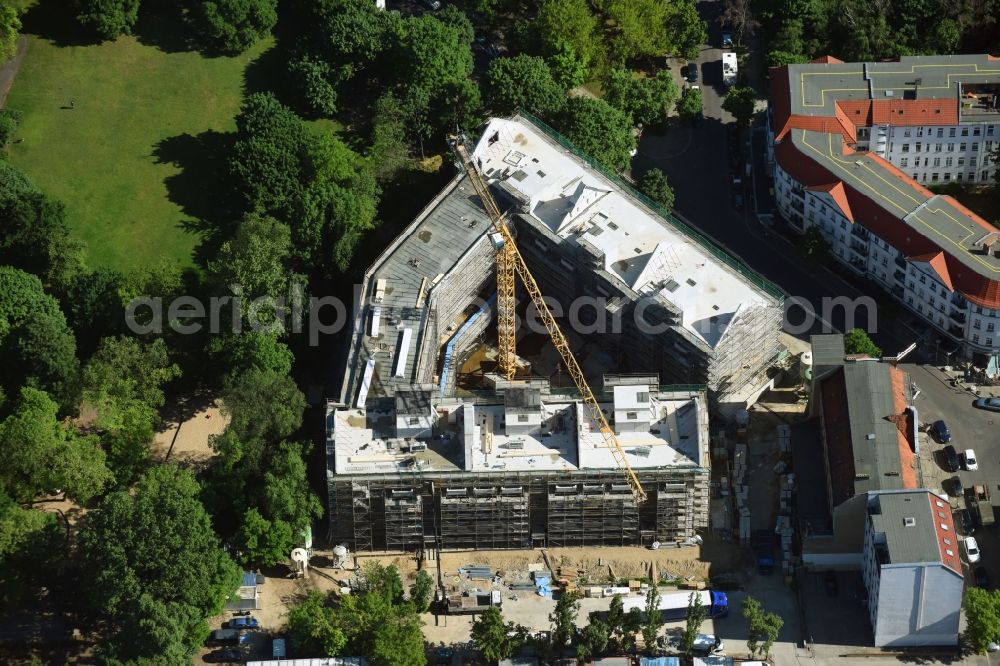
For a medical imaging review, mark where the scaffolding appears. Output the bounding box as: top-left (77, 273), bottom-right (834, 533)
top-left (546, 480), bottom-right (640, 547)
top-left (330, 462), bottom-right (709, 552)
top-left (439, 485), bottom-right (531, 550)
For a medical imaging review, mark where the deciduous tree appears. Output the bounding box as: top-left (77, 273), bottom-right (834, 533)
top-left (603, 68), bottom-right (677, 126)
top-left (549, 591), bottom-right (580, 650)
top-left (722, 85), bottom-right (758, 125)
top-left (535, 0), bottom-right (601, 73)
top-left (77, 0), bottom-right (141, 40)
top-left (472, 607), bottom-right (518, 662)
top-left (546, 38), bottom-right (589, 90)
top-left (639, 168), bottom-right (675, 210)
top-left (576, 618), bottom-right (609, 661)
top-left (287, 591), bottom-right (348, 656)
top-left (844, 328), bottom-right (882, 357)
top-left (485, 55), bottom-right (566, 117)
top-left (641, 586), bottom-right (663, 651)
top-left (0, 389), bottom-right (87, 507)
top-left (410, 570), bottom-right (434, 612)
top-left (677, 85), bottom-right (703, 118)
top-left (196, 0), bottom-right (277, 54)
top-left (682, 591), bottom-right (706, 654)
top-left (0, 3), bottom-right (20, 62)
top-left (0, 267), bottom-right (80, 411)
top-left (556, 96), bottom-right (635, 172)
top-left (78, 464), bottom-right (240, 618)
top-left (966, 588), bottom-right (1000, 654)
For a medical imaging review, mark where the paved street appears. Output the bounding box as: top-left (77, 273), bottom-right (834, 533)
top-left (906, 363), bottom-right (1000, 581)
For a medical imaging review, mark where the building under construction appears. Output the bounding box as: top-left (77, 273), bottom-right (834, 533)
top-left (329, 112), bottom-right (783, 550)
top-left (327, 379), bottom-right (710, 551)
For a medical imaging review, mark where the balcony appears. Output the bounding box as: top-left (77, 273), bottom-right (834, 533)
top-left (851, 225), bottom-right (870, 240)
top-left (947, 324), bottom-right (964, 339)
top-left (790, 200), bottom-right (804, 214)
top-left (891, 285), bottom-right (904, 298)
top-left (950, 310), bottom-right (967, 324)
top-left (951, 295), bottom-right (968, 310)
top-left (894, 255), bottom-right (907, 269)
top-left (848, 257), bottom-right (867, 273)
top-left (850, 241), bottom-right (868, 257)
top-left (893, 269), bottom-right (906, 283)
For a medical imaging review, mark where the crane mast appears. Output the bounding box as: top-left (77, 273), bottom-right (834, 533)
top-left (451, 134), bottom-right (648, 505)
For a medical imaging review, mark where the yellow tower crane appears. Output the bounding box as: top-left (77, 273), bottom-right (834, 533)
top-left (451, 133), bottom-right (648, 505)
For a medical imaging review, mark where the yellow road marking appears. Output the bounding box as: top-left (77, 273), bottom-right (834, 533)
top-left (795, 130), bottom-right (1000, 275)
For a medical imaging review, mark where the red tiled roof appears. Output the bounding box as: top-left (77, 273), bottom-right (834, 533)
top-left (836, 101), bottom-right (873, 127)
top-left (870, 99), bottom-right (958, 126)
top-left (927, 492), bottom-right (963, 575)
top-left (811, 55), bottom-right (844, 64)
top-left (775, 138), bottom-right (1000, 308)
top-left (819, 370), bottom-right (855, 507)
top-left (807, 181), bottom-right (855, 222)
top-left (908, 252), bottom-right (955, 291)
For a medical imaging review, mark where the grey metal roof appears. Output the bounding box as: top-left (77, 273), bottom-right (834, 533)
top-left (869, 491), bottom-right (942, 565)
top-left (843, 362), bottom-right (907, 496)
top-left (791, 128), bottom-right (1000, 282)
top-left (788, 54), bottom-right (1000, 119)
top-left (345, 174), bottom-right (492, 400)
top-left (810, 334), bottom-right (846, 380)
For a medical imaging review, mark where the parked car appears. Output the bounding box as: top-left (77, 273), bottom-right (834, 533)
top-left (943, 445), bottom-right (961, 473)
top-left (733, 192), bottom-right (744, 210)
top-left (205, 647), bottom-right (244, 663)
top-left (227, 616), bottom-right (259, 630)
top-left (958, 508), bottom-right (976, 534)
top-left (964, 448), bottom-right (979, 471)
top-left (933, 419), bottom-right (952, 443)
top-left (965, 536), bottom-right (982, 563)
top-left (974, 397), bottom-right (1000, 412)
top-left (947, 475), bottom-right (964, 498)
top-left (691, 634), bottom-right (724, 654)
top-left (975, 567), bottom-right (993, 589)
top-left (435, 647), bottom-right (455, 666)
top-left (722, 33), bottom-right (734, 48)
top-left (687, 64), bottom-right (699, 82)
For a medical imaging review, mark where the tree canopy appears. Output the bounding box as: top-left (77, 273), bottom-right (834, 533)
top-left (639, 168), bottom-right (675, 210)
top-left (77, 0), bottom-right (141, 40)
top-left (0, 266), bottom-right (80, 411)
top-left (0, 4), bottom-right (20, 63)
top-left (0, 386), bottom-right (110, 504)
top-left (966, 588), bottom-right (1000, 654)
top-left (534, 0), bottom-right (602, 74)
top-left (472, 607), bottom-right (520, 662)
top-left (843, 327), bottom-right (882, 357)
top-left (484, 55), bottom-right (566, 117)
top-left (196, 0), bottom-right (278, 54)
top-left (231, 93), bottom-right (379, 275)
top-left (722, 86), bottom-right (758, 125)
top-left (286, 564), bottom-right (426, 665)
top-left (677, 86), bottom-right (702, 118)
top-left (603, 69), bottom-right (677, 126)
top-left (556, 96), bottom-right (636, 172)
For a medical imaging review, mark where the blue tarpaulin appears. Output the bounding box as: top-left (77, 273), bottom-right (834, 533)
top-left (640, 658), bottom-right (680, 666)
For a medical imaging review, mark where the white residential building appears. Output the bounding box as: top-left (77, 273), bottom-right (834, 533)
top-left (862, 490), bottom-right (964, 647)
top-left (768, 55), bottom-right (1000, 362)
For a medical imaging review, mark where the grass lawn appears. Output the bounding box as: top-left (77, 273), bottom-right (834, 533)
top-left (5, 26), bottom-right (271, 270)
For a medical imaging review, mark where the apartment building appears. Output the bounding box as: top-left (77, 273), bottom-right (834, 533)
top-left (768, 55), bottom-right (1000, 360)
top-left (862, 490), bottom-right (964, 647)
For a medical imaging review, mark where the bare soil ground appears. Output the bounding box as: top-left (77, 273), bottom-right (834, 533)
top-left (152, 399), bottom-right (228, 469)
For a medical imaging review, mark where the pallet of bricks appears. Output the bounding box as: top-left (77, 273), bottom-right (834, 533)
top-left (733, 443), bottom-right (750, 543)
top-left (775, 514), bottom-right (795, 579)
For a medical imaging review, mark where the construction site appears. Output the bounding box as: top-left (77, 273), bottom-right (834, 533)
top-left (329, 112), bottom-right (786, 553)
